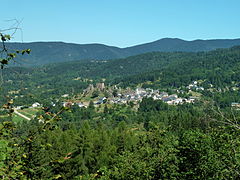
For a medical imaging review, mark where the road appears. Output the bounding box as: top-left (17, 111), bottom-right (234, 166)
top-left (14, 109), bottom-right (31, 121)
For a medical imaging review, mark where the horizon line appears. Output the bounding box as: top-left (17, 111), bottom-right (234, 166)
top-left (9, 37), bottom-right (240, 48)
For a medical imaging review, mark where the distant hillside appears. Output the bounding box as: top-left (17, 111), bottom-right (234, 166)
top-left (6, 42), bottom-right (125, 66)
top-left (4, 46), bottom-right (240, 93)
top-left (2, 51), bottom-right (195, 103)
top-left (114, 46), bottom-right (240, 88)
top-left (126, 38), bottom-right (240, 54)
top-left (2, 46), bottom-right (240, 106)
top-left (6, 38), bottom-right (240, 66)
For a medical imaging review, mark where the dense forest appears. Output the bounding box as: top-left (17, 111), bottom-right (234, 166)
top-left (113, 46), bottom-right (240, 88)
top-left (1, 98), bottom-right (240, 179)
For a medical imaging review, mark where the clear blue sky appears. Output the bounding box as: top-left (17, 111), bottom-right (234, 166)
top-left (1, 0), bottom-right (239, 47)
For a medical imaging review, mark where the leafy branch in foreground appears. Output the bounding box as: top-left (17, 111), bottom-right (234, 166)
top-left (0, 32), bottom-right (31, 69)
top-left (0, 107), bottom-right (67, 179)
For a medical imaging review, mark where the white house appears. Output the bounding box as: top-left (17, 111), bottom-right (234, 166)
top-left (61, 94), bottom-right (69, 98)
top-left (32, 102), bottom-right (41, 108)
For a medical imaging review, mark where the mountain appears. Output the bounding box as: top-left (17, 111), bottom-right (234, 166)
top-left (125, 38), bottom-right (240, 54)
top-left (6, 38), bottom-right (240, 66)
top-left (6, 42), bottom-right (126, 66)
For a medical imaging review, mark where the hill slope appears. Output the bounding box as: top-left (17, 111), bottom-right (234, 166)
top-left (114, 46), bottom-right (240, 88)
top-left (3, 46), bottom-right (240, 99)
top-left (6, 38), bottom-right (240, 66)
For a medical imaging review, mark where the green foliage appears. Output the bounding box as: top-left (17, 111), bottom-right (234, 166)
top-left (91, 90), bottom-right (100, 98)
top-left (179, 128), bottom-right (240, 179)
top-left (0, 33), bottom-right (31, 69)
top-left (1, 97), bottom-right (240, 179)
top-left (139, 97), bottom-right (169, 112)
top-left (114, 47), bottom-right (240, 89)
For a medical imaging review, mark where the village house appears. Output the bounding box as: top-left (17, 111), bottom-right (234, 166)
top-left (96, 97), bottom-right (107, 104)
top-left (61, 94), bottom-right (69, 98)
top-left (32, 102), bottom-right (41, 108)
top-left (76, 102), bottom-right (86, 108)
top-left (63, 102), bottom-right (74, 107)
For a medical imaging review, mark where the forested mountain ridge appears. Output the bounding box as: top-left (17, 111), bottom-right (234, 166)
top-left (6, 42), bottom-right (125, 66)
top-left (126, 38), bottom-right (240, 54)
top-left (2, 46), bottom-right (240, 107)
top-left (6, 38), bottom-right (240, 66)
top-left (115, 46), bottom-right (240, 88)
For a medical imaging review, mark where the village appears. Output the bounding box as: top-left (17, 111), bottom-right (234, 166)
top-left (103, 87), bottom-right (197, 106)
top-left (5, 80), bottom-right (239, 122)
top-left (59, 81), bottom-right (240, 109)
top-left (59, 82), bottom-right (200, 108)
top-left (13, 80), bottom-right (240, 110)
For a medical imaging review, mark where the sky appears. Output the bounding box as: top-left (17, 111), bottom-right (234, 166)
top-left (1, 0), bottom-right (239, 47)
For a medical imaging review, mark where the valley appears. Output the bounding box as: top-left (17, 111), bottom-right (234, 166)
top-left (1, 40), bottom-right (240, 179)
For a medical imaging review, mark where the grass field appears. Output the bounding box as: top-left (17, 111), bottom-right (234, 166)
top-left (12, 114), bottom-right (27, 123)
top-left (0, 108), bottom-right (41, 123)
top-left (21, 108), bottom-right (39, 115)
top-left (13, 108), bottom-right (41, 123)
top-left (0, 114), bottom-right (27, 123)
